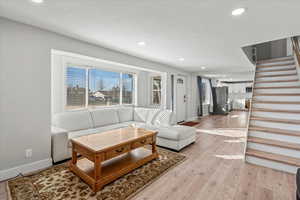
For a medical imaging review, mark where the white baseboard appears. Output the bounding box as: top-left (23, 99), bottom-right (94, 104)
top-left (187, 116), bottom-right (199, 121)
top-left (0, 158), bottom-right (52, 181)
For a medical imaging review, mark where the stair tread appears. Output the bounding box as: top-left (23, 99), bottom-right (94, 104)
top-left (249, 125), bottom-right (300, 137)
top-left (256, 63), bottom-right (295, 68)
top-left (246, 149), bottom-right (300, 167)
top-left (252, 100), bottom-right (300, 104)
top-left (247, 136), bottom-right (300, 150)
top-left (256, 68), bottom-right (296, 73)
top-left (252, 108), bottom-right (300, 113)
top-left (254, 86), bottom-right (300, 89)
top-left (251, 116), bottom-right (300, 124)
top-left (253, 93), bottom-right (300, 96)
top-left (255, 79), bottom-right (299, 84)
top-left (256, 73), bottom-right (297, 78)
top-left (257, 56), bottom-right (294, 64)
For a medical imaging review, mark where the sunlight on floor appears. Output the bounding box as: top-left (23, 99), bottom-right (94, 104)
top-left (196, 128), bottom-right (247, 138)
top-left (224, 138), bottom-right (245, 143)
top-left (230, 115), bottom-right (239, 118)
top-left (215, 154), bottom-right (244, 160)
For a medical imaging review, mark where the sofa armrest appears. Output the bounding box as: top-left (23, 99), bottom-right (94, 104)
top-left (51, 126), bottom-right (68, 135)
top-left (51, 126), bottom-right (71, 163)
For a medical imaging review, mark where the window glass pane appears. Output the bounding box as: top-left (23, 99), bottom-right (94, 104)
top-left (152, 91), bottom-right (161, 105)
top-left (152, 76), bottom-right (161, 104)
top-left (88, 69), bottom-right (120, 107)
top-left (122, 73), bottom-right (134, 104)
top-left (66, 67), bottom-right (86, 110)
top-left (153, 77), bottom-right (161, 90)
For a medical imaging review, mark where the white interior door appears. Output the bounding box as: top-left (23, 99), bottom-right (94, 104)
top-left (176, 75), bottom-right (187, 122)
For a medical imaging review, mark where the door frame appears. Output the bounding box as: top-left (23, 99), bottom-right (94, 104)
top-left (173, 74), bottom-right (188, 122)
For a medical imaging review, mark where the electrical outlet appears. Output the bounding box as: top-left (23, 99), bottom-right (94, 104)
top-left (25, 149), bottom-right (32, 158)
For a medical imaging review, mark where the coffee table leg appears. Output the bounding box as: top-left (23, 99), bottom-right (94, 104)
top-left (93, 155), bottom-right (102, 192)
top-left (72, 144), bottom-right (77, 165)
top-left (152, 137), bottom-right (158, 156)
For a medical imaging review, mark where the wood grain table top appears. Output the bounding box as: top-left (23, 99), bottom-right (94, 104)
top-left (71, 127), bottom-right (157, 153)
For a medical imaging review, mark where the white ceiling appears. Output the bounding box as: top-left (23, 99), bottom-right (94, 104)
top-left (1, 0), bottom-right (300, 74)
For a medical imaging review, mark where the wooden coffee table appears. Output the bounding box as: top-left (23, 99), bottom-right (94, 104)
top-left (69, 127), bottom-right (158, 192)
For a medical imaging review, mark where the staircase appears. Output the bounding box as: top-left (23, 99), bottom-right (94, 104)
top-left (245, 55), bottom-right (300, 174)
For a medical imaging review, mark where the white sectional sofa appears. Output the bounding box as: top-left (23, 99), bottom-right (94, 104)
top-left (51, 107), bottom-right (196, 163)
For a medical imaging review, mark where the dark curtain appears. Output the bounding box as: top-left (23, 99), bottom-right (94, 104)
top-left (171, 74), bottom-right (174, 111)
top-left (197, 76), bottom-right (203, 116)
top-left (209, 79), bottom-right (217, 113)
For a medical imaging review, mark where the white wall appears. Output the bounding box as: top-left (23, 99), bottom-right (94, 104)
top-left (222, 82), bottom-right (252, 110)
top-left (0, 17), bottom-right (195, 177)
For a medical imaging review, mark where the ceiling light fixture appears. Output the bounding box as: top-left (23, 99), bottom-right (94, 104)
top-left (201, 66), bottom-right (206, 70)
top-left (138, 41), bottom-right (146, 46)
top-left (232, 8), bottom-right (245, 16)
top-left (179, 58), bottom-right (185, 61)
top-left (31, 0), bottom-right (44, 3)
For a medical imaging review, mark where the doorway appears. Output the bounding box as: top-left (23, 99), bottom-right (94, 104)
top-left (176, 75), bottom-right (187, 122)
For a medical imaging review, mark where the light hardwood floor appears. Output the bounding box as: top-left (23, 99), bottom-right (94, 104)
top-left (0, 111), bottom-right (296, 200)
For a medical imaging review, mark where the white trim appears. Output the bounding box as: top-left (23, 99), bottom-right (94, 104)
top-left (187, 116), bottom-right (199, 121)
top-left (0, 158), bottom-right (52, 181)
top-left (51, 49), bottom-right (187, 74)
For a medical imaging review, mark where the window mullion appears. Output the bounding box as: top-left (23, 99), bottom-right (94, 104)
top-left (85, 68), bottom-right (89, 108)
top-left (120, 73), bottom-right (123, 105)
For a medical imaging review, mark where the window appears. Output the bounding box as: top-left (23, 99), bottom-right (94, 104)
top-left (89, 69), bottom-right (120, 107)
top-left (66, 67), bottom-right (86, 110)
top-left (151, 76), bottom-right (161, 105)
top-left (65, 66), bottom-right (134, 110)
top-left (122, 73), bottom-right (134, 104)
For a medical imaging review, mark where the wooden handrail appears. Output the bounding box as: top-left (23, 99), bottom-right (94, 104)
top-left (291, 36), bottom-right (300, 66)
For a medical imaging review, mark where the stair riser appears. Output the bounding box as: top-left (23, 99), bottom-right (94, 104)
top-left (253, 96), bottom-right (300, 101)
top-left (255, 75), bottom-right (298, 81)
top-left (246, 156), bottom-right (297, 174)
top-left (257, 60), bottom-right (294, 65)
top-left (249, 131), bottom-right (300, 144)
top-left (252, 103), bottom-right (300, 110)
top-left (256, 70), bottom-right (297, 76)
top-left (250, 120), bottom-right (300, 131)
top-left (251, 111), bottom-right (300, 120)
top-left (256, 65), bottom-right (296, 72)
top-left (247, 143), bottom-right (300, 158)
top-left (254, 88), bottom-right (300, 93)
top-left (255, 82), bottom-right (300, 87)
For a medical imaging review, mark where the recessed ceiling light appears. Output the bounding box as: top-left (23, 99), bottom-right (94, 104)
top-left (232, 8), bottom-right (245, 16)
top-left (179, 58), bottom-right (185, 61)
top-left (201, 66), bottom-right (206, 70)
top-left (31, 0), bottom-right (44, 3)
top-left (138, 41), bottom-right (146, 46)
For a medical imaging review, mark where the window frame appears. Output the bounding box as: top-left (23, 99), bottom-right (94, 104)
top-left (64, 63), bottom-right (136, 111)
top-left (150, 76), bottom-right (162, 105)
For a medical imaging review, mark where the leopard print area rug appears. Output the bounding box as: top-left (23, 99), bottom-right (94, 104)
top-left (8, 147), bottom-right (186, 200)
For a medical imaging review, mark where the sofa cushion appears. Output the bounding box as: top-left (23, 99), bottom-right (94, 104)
top-left (118, 107), bottom-right (134, 122)
top-left (153, 110), bottom-right (175, 127)
top-left (134, 107), bottom-right (149, 122)
top-left (158, 125), bottom-right (196, 141)
top-left (90, 108), bottom-right (119, 128)
top-left (146, 109), bottom-right (160, 124)
top-left (52, 110), bottom-right (93, 131)
top-left (68, 122), bottom-right (135, 140)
